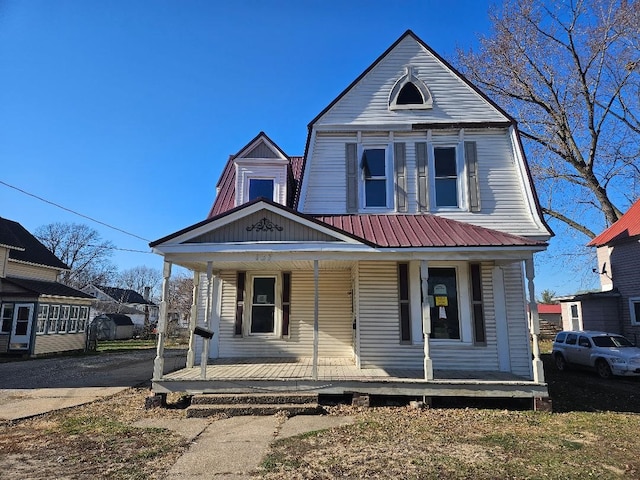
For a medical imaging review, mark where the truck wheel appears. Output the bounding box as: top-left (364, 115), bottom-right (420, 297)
top-left (596, 359), bottom-right (612, 379)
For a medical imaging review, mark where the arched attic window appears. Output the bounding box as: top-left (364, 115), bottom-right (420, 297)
top-left (389, 66), bottom-right (433, 110)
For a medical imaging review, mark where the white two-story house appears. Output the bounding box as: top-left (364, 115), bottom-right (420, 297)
top-left (150, 31), bottom-right (553, 404)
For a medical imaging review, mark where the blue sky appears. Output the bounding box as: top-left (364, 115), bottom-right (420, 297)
top-left (0, 0), bottom-right (599, 295)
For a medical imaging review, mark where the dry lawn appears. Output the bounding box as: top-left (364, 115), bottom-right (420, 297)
top-left (259, 405), bottom-right (640, 479)
top-left (0, 388), bottom-right (195, 480)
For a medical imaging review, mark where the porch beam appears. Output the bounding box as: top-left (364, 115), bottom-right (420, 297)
top-left (153, 261), bottom-right (172, 381)
top-left (525, 257), bottom-right (545, 383)
top-left (420, 260), bottom-right (433, 380)
top-left (186, 270), bottom-right (200, 368)
top-left (312, 260), bottom-right (319, 380)
top-left (201, 262), bottom-right (213, 380)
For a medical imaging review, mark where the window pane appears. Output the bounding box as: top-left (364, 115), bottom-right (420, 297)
top-left (1, 306), bottom-right (14, 333)
top-left (435, 179), bottom-right (458, 206)
top-left (397, 83), bottom-right (423, 105)
top-left (434, 148), bottom-right (457, 176)
top-left (428, 267), bottom-right (460, 340)
top-left (248, 179), bottom-right (274, 201)
top-left (253, 278), bottom-right (275, 305)
top-left (398, 263), bottom-right (409, 301)
top-left (634, 302), bottom-right (640, 324)
top-left (251, 306), bottom-right (275, 333)
top-left (362, 149), bottom-right (386, 177)
top-left (365, 179), bottom-right (386, 207)
top-left (15, 307), bottom-right (30, 335)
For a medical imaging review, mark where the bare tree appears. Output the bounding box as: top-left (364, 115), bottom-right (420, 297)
top-left (35, 222), bottom-right (117, 288)
top-left (116, 265), bottom-right (162, 300)
top-left (167, 273), bottom-right (194, 326)
top-left (457, 0), bottom-right (640, 238)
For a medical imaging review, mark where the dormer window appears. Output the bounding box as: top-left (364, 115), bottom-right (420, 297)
top-left (248, 178), bottom-right (274, 201)
top-left (389, 66), bottom-right (433, 110)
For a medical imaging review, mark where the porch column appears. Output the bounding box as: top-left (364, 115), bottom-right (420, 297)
top-left (186, 270), bottom-right (200, 368)
top-left (312, 259), bottom-right (319, 380)
top-left (420, 261), bottom-right (433, 380)
top-left (153, 261), bottom-right (171, 381)
top-left (200, 262), bottom-right (213, 380)
top-left (525, 257), bottom-right (545, 383)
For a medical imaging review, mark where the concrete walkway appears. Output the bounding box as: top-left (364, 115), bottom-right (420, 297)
top-left (135, 414), bottom-right (355, 479)
top-left (0, 387), bottom-right (128, 421)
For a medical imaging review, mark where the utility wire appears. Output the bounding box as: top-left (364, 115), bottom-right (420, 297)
top-left (0, 179), bottom-right (151, 242)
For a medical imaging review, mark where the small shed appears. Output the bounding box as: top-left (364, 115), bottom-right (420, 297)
top-left (92, 314), bottom-right (135, 341)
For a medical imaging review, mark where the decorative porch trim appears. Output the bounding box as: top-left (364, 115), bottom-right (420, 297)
top-left (525, 257), bottom-right (544, 383)
top-left (153, 261), bottom-right (172, 381)
top-left (186, 270), bottom-right (200, 368)
top-left (420, 260), bottom-right (433, 380)
top-left (246, 217), bottom-right (284, 232)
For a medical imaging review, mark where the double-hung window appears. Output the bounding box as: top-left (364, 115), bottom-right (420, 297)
top-left (361, 147), bottom-right (388, 208)
top-left (433, 146), bottom-right (459, 208)
top-left (250, 276), bottom-right (277, 335)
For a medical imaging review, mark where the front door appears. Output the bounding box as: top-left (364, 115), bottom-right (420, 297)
top-left (9, 304), bottom-right (34, 350)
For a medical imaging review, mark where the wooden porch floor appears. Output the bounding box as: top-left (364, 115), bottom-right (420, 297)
top-left (162, 357), bottom-right (531, 383)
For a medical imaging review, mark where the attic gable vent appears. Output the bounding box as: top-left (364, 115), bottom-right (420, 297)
top-left (389, 66), bottom-right (433, 110)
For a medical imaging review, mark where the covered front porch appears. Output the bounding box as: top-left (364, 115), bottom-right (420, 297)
top-left (152, 356), bottom-right (548, 399)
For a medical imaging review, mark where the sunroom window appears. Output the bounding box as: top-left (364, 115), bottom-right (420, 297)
top-left (361, 148), bottom-right (387, 208)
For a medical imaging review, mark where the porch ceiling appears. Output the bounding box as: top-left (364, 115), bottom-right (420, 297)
top-left (172, 259), bottom-right (356, 273)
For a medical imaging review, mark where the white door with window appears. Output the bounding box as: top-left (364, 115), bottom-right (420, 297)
top-left (9, 303), bottom-right (34, 350)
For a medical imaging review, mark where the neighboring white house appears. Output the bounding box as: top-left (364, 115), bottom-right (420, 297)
top-left (149, 31), bottom-right (553, 403)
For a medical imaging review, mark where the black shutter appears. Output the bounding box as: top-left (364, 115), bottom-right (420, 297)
top-left (282, 272), bottom-right (291, 336)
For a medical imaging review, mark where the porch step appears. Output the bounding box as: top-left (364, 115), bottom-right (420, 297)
top-left (186, 393), bottom-right (322, 417)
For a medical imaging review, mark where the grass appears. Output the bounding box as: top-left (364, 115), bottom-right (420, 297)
top-left (260, 408), bottom-right (640, 479)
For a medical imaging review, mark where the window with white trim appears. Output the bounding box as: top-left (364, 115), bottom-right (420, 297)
top-left (249, 276), bottom-right (278, 335)
top-left (46, 305), bottom-right (58, 333)
top-left (1, 304), bottom-right (14, 334)
top-left (37, 304), bottom-right (49, 334)
top-left (630, 298), bottom-right (640, 325)
top-left (360, 147), bottom-right (390, 209)
top-left (65, 306), bottom-right (79, 334)
top-left (248, 178), bottom-right (274, 202)
top-left (78, 307), bottom-right (88, 332)
top-left (432, 146), bottom-right (459, 208)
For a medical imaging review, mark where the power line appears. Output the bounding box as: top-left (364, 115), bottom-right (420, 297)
top-left (0, 179), bottom-right (151, 242)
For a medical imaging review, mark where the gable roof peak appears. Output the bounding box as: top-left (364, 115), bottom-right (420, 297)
top-left (587, 198), bottom-right (640, 247)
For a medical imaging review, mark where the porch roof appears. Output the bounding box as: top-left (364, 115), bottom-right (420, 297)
top-left (2, 277), bottom-right (93, 299)
top-left (315, 214), bottom-right (546, 248)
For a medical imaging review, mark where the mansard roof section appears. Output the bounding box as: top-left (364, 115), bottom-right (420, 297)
top-left (208, 132), bottom-right (305, 217)
top-left (152, 199), bottom-right (367, 249)
top-left (309, 30), bottom-right (512, 130)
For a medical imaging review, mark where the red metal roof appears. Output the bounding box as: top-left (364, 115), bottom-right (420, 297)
top-left (314, 214), bottom-right (544, 248)
top-left (587, 199), bottom-right (640, 247)
top-left (208, 155), bottom-right (305, 218)
top-left (537, 303), bottom-right (561, 315)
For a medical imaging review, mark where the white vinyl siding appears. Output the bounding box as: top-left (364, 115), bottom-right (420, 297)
top-left (196, 269), bottom-right (353, 361)
top-left (357, 261), bottom-right (422, 368)
top-left (316, 35), bottom-right (507, 127)
top-left (503, 262), bottom-right (533, 378)
top-left (33, 333), bottom-right (85, 356)
top-left (303, 130), bottom-right (546, 238)
top-left (6, 262), bottom-right (59, 282)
